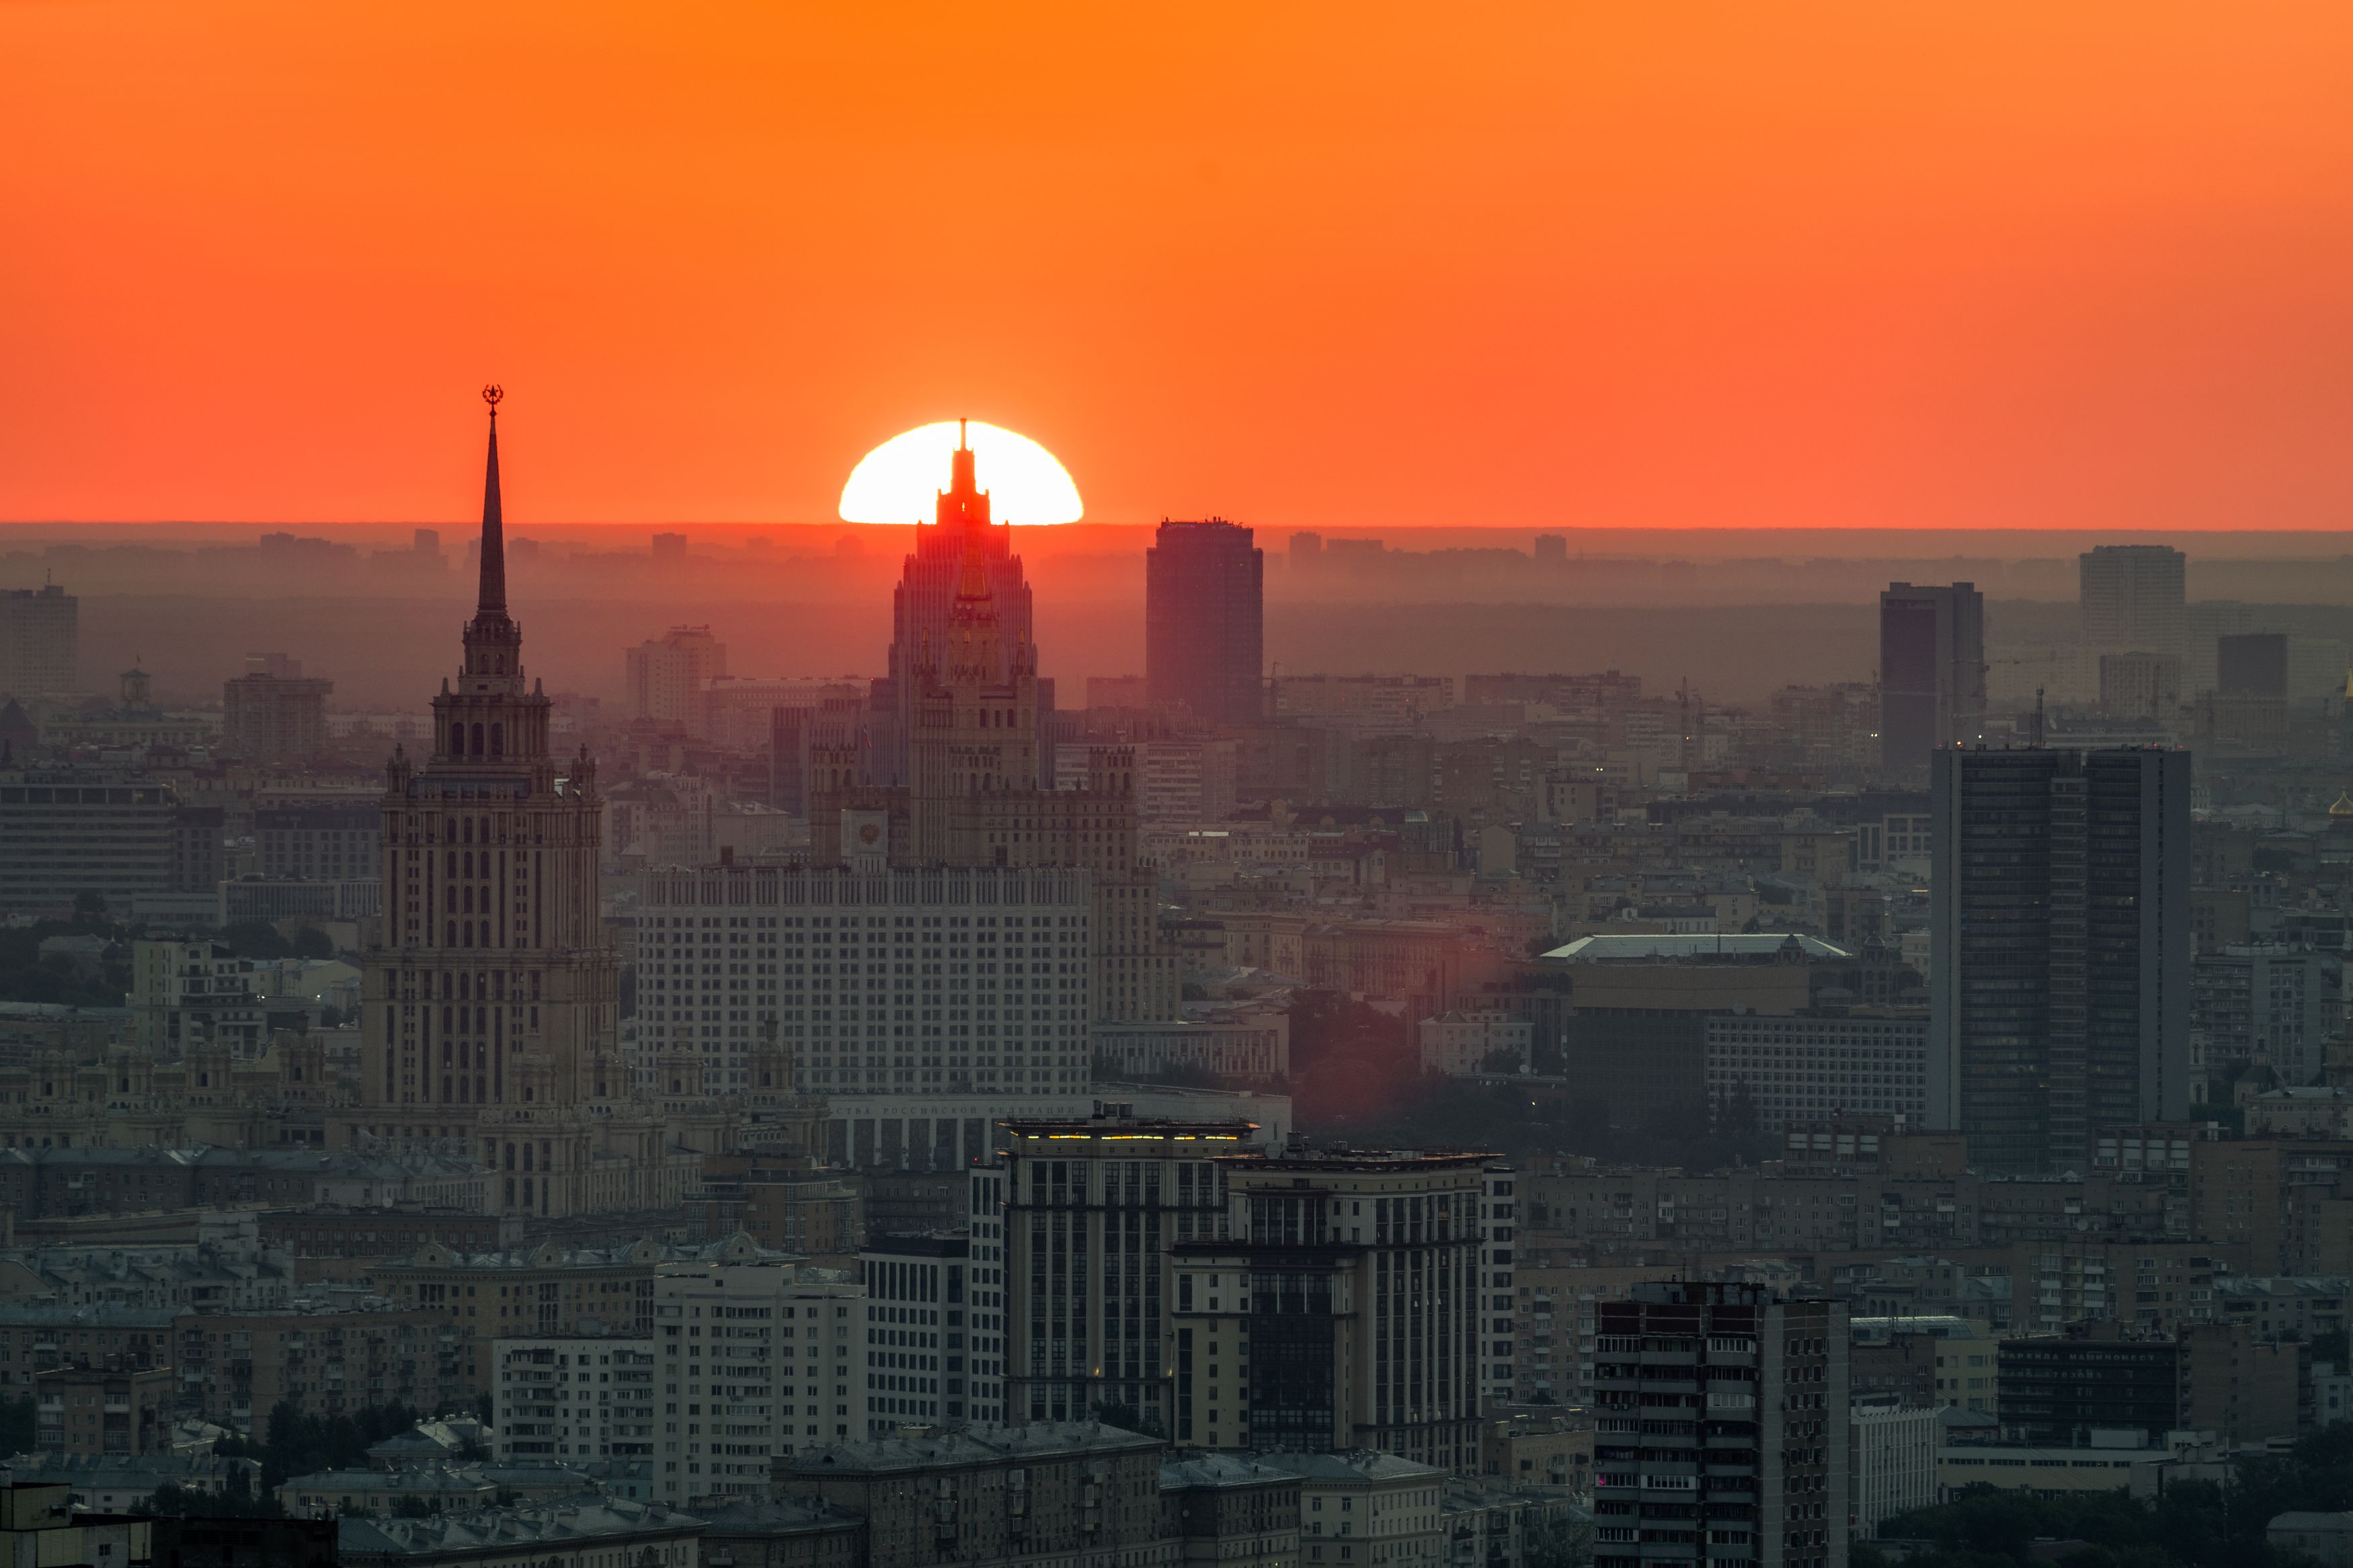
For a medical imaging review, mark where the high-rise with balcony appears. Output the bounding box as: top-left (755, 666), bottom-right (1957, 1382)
top-left (1590, 1282), bottom-right (1847, 1568)
top-left (1877, 582), bottom-right (1985, 782)
top-left (1146, 519), bottom-right (1264, 726)
top-left (1928, 747), bottom-right (2192, 1175)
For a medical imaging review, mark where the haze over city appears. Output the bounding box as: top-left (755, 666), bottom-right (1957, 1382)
top-left (1, 9), bottom-right (2352, 1568)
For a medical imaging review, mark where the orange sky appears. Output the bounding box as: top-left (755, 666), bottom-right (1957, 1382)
top-left (4, 1), bottom-right (2350, 532)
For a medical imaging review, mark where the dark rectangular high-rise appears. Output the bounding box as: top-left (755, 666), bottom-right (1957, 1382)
top-left (1929, 747), bottom-right (2192, 1175)
top-left (1146, 518), bottom-right (1263, 726)
top-left (2216, 632), bottom-right (2290, 697)
top-left (1878, 582), bottom-right (1985, 781)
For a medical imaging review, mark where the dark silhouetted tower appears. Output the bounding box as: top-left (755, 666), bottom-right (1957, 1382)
top-left (1879, 581), bottom-right (1985, 781)
top-left (1146, 518), bottom-right (1263, 726)
top-left (1929, 746), bottom-right (2191, 1175)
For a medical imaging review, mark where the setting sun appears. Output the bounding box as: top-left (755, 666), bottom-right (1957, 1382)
top-left (838, 421), bottom-right (1084, 526)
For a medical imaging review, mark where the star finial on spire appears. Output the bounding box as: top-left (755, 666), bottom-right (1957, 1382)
top-left (476, 385), bottom-right (508, 619)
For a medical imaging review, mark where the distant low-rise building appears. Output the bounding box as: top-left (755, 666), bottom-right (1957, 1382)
top-left (1255, 1450), bottom-right (1447, 1568)
top-left (4, 1450), bottom-right (259, 1512)
top-left (1092, 1012), bottom-right (1289, 1083)
top-left (773, 1423), bottom-right (1170, 1568)
top-left (337, 1495), bottom-right (703, 1568)
top-left (2268, 1513), bottom-right (2353, 1568)
top-left (278, 1467), bottom-right (498, 1519)
top-left (1419, 1009), bottom-right (1532, 1076)
top-left (1161, 1452), bottom-right (1302, 1568)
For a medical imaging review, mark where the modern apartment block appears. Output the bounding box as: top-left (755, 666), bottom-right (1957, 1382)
top-left (129, 938), bottom-right (267, 1055)
top-left (1172, 1149), bottom-right (1494, 1473)
top-left (651, 1257), bottom-right (868, 1508)
top-left (491, 1335), bottom-right (656, 1464)
top-left (1590, 1282), bottom-right (1848, 1568)
top-left (1995, 1333), bottom-right (2181, 1446)
top-left (967, 1164), bottom-right (1010, 1425)
top-left (1929, 747), bottom-right (2192, 1174)
top-left (1481, 1165), bottom-right (1521, 1413)
top-left (1878, 582), bottom-right (1985, 781)
top-left (1146, 518), bottom-right (1265, 727)
top-left (1000, 1113), bottom-right (1256, 1432)
top-left (860, 1232), bottom-right (988, 1434)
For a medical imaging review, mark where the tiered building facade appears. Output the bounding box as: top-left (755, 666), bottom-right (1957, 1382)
top-left (810, 431), bottom-right (1179, 1026)
top-left (332, 395), bottom-right (821, 1216)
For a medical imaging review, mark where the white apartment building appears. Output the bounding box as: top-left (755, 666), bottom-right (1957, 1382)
top-left (1849, 1396), bottom-right (1938, 1534)
top-left (1704, 1010), bottom-right (1929, 1133)
top-left (1481, 1165), bottom-right (1520, 1411)
top-left (493, 1335), bottom-right (657, 1466)
top-left (859, 1232), bottom-right (1000, 1435)
top-left (653, 1258), bottom-right (867, 1508)
top-left (967, 1164), bottom-right (1008, 1424)
top-left (631, 863), bottom-right (1094, 1094)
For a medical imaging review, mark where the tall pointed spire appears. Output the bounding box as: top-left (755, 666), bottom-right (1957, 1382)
top-left (477, 384), bottom-right (508, 618)
top-left (949, 417), bottom-right (975, 499)
top-left (934, 418), bottom-right (991, 530)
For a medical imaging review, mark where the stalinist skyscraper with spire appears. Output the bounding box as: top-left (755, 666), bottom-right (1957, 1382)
top-left (813, 425), bottom-right (1179, 1024)
top-left (334, 388), bottom-right (803, 1215)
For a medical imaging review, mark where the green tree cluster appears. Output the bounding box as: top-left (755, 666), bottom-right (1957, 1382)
top-left (0, 918), bottom-right (129, 1007)
top-left (233, 1400), bottom-right (428, 1488)
top-left (0, 1393), bottom-right (36, 1455)
top-left (218, 921), bottom-right (335, 961)
top-left (138, 1478), bottom-right (284, 1519)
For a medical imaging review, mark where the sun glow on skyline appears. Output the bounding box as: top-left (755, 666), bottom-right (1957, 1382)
top-left (838, 422), bottom-right (1084, 526)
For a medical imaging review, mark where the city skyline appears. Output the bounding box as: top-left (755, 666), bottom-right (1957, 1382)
top-left (5, 7), bottom-right (2353, 1563)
